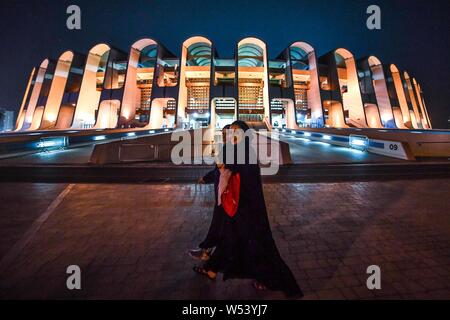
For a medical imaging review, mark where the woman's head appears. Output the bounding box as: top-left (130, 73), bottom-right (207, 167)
top-left (230, 121), bottom-right (251, 145)
top-left (230, 120), bottom-right (250, 132)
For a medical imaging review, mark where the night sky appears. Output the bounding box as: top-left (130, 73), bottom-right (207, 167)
top-left (0, 0), bottom-right (449, 128)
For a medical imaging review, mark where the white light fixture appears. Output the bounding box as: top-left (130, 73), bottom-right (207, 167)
top-left (37, 137), bottom-right (68, 149)
top-left (349, 134), bottom-right (369, 151)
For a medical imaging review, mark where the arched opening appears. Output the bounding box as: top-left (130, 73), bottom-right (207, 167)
top-left (40, 51), bottom-right (74, 129)
top-left (147, 98), bottom-right (176, 129)
top-left (53, 52), bottom-right (85, 130)
top-left (210, 98), bottom-right (237, 130)
top-left (334, 48), bottom-right (367, 128)
top-left (178, 37), bottom-right (212, 129)
top-left (120, 39), bottom-right (158, 128)
top-left (323, 100), bottom-right (347, 128)
top-left (403, 72), bottom-right (421, 129)
top-left (270, 98), bottom-right (297, 129)
top-left (72, 43), bottom-right (111, 129)
top-left (55, 105), bottom-right (76, 129)
top-left (237, 38), bottom-right (270, 124)
top-left (364, 104), bottom-right (382, 128)
top-left (15, 110), bottom-right (26, 131)
top-left (213, 54), bottom-right (236, 125)
top-left (357, 56), bottom-right (383, 128)
top-left (389, 64), bottom-right (411, 128)
top-left (414, 81), bottom-right (432, 129)
top-left (93, 100), bottom-right (121, 129)
top-left (155, 51), bottom-right (179, 88)
top-left (411, 78), bottom-right (428, 129)
top-left (30, 106), bottom-right (45, 130)
top-left (286, 42), bottom-right (323, 128)
top-left (409, 110), bottom-right (418, 129)
top-left (15, 68), bottom-right (35, 131)
top-left (367, 56), bottom-right (395, 128)
top-left (22, 59), bottom-right (50, 131)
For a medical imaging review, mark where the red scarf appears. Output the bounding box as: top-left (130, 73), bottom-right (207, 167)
top-left (221, 173), bottom-right (240, 218)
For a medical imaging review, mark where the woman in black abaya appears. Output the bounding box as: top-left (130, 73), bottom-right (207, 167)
top-left (193, 121), bottom-right (303, 298)
top-left (188, 125), bottom-right (231, 261)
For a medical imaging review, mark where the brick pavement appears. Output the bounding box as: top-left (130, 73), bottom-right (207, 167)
top-left (0, 180), bottom-right (449, 300)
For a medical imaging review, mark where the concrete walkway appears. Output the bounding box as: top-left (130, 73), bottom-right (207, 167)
top-left (0, 180), bottom-right (449, 299)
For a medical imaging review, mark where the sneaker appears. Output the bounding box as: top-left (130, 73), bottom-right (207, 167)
top-left (188, 248), bottom-right (211, 261)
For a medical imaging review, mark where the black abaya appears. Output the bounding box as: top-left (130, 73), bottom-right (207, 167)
top-left (198, 167), bottom-right (225, 250)
top-left (204, 143), bottom-right (303, 298)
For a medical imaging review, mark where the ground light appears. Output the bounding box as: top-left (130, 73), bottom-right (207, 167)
top-left (349, 134), bottom-right (369, 151)
top-left (36, 136), bottom-right (68, 151)
top-left (93, 135), bottom-right (106, 141)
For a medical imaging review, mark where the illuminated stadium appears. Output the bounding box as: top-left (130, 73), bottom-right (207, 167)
top-left (15, 36), bottom-right (432, 133)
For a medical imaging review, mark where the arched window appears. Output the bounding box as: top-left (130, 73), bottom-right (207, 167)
top-left (237, 38), bottom-right (269, 122)
top-left (120, 39), bottom-right (159, 128)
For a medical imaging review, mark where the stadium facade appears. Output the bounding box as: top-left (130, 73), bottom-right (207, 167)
top-left (15, 36), bottom-right (432, 132)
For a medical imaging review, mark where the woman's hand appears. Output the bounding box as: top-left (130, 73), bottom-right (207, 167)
top-left (198, 177), bottom-right (206, 184)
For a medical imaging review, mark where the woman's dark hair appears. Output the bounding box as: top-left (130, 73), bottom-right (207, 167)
top-left (231, 120), bottom-right (250, 132)
top-left (222, 124), bottom-right (231, 131)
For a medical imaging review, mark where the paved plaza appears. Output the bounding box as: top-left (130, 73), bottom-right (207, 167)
top-left (0, 179), bottom-right (449, 300)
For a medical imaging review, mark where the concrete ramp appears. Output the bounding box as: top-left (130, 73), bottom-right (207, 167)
top-left (90, 130), bottom-right (208, 165)
top-left (90, 128), bottom-right (293, 166)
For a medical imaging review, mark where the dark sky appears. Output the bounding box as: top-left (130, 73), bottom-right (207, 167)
top-left (0, 0), bottom-right (449, 128)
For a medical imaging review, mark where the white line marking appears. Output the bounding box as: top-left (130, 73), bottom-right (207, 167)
top-left (0, 184), bottom-right (75, 274)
